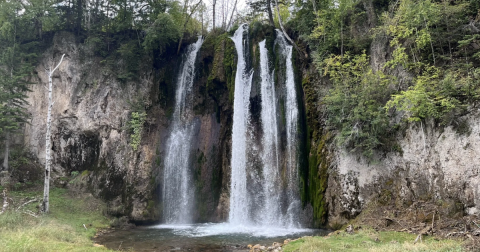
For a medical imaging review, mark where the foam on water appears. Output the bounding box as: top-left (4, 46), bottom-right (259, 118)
top-left (151, 223), bottom-right (314, 238)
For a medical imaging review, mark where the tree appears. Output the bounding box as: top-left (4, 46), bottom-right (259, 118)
top-left (0, 0), bottom-right (36, 172)
top-left (176, 0), bottom-right (203, 54)
top-left (42, 54), bottom-right (65, 214)
top-left (248, 0), bottom-right (275, 26)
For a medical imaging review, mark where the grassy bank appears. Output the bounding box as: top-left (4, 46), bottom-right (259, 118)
top-left (0, 186), bottom-right (110, 251)
top-left (283, 228), bottom-right (465, 252)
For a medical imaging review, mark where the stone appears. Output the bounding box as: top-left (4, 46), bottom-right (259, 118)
top-left (346, 224), bottom-right (354, 234)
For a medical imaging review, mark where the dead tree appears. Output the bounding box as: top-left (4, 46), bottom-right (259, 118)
top-left (42, 54), bottom-right (65, 214)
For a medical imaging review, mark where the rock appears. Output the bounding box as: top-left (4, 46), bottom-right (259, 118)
top-left (93, 244), bottom-right (104, 248)
top-left (346, 224), bottom-right (354, 234)
top-left (272, 242), bottom-right (282, 248)
top-left (283, 239), bottom-right (291, 245)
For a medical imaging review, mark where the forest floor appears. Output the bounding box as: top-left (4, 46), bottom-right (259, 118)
top-left (0, 183), bottom-right (111, 251)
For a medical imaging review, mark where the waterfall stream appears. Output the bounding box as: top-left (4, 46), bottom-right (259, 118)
top-left (161, 25), bottom-right (304, 231)
top-left (228, 25), bottom-right (303, 229)
top-left (162, 37), bottom-right (203, 224)
top-left (229, 24), bottom-right (254, 225)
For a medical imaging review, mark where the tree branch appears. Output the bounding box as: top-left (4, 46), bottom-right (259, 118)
top-left (273, 0), bottom-right (307, 59)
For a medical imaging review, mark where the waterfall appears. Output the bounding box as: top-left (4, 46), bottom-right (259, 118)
top-left (229, 24), bottom-right (253, 225)
top-left (258, 39), bottom-right (282, 225)
top-left (228, 25), bottom-right (302, 228)
top-left (276, 30), bottom-right (301, 227)
top-left (163, 37), bottom-right (203, 224)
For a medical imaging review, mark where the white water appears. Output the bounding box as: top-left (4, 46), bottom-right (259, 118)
top-left (227, 25), bottom-right (303, 230)
top-left (151, 223), bottom-right (313, 238)
top-left (229, 24), bottom-right (254, 225)
top-left (258, 39), bottom-right (282, 225)
top-left (276, 30), bottom-right (301, 227)
top-left (162, 37), bottom-right (203, 224)
top-left (160, 26), bottom-right (304, 236)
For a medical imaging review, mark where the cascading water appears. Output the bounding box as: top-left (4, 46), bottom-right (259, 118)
top-left (258, 39), bottom-right (282, 226)
top-left (162, 37), bottom-right (203, 224)
top-left (276, 30), bottom-right (302, 227)
top-left (228, 25), bottom-right (303, 229)
top-left (229, 24), bottom-right (254, 225)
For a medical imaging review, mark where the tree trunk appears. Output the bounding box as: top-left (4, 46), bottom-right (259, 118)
top-left (267, 0), bottom-right (275, 27)
top-left (176, 0), bottom-right (203, 54)
top-left (273, 0), bottom-right (307, 58)
top-left (0, 189), bottom-right (7, 215)
top-left (2, 133), bottom-right (9, 172)
top-left (226, 0), bottom-right (238, 30)
top-left (213, 0), bottom-right (216, 29)
top-left (42, 54), bottom-right (65, 214)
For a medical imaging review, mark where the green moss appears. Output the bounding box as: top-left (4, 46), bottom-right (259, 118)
top-left (206, 33), bottom-right (237, 105)
top-left (308, 133), bottom-right (331, 227)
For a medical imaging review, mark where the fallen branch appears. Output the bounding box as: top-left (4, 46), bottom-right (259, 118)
top-left (83, 224), bottom-right (87, 230)
top-left (473, 221), bottom-right (480, 229)
top-left (414, 226), bottom-right (432, 244)
top-left (16, 198), bottom-right (39, 211)
top-left (22, 210), bottom-right (39, 218)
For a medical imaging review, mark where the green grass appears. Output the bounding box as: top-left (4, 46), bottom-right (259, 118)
top-left (283, 229), bottom-right (465, 252)
top-left (0, 187), bottom-right (110, 251)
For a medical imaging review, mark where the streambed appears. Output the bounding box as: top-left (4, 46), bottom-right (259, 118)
top-left (95, 223), bottom-right (329, 251)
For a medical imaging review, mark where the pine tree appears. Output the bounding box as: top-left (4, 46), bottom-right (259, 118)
top-left (0, 0), bottom-right (36, 171)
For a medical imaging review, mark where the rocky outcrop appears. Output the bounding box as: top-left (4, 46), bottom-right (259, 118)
top-left (326, 114), bottom-right (480, 226)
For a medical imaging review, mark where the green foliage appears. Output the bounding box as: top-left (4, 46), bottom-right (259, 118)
top-left (128, 111), bottom-right (147, 151)
top-left (143, 13), bottom-right (181, 54)
top-left (323, 52), bottom-right (396, 158)
top-left (386, 66), bottom-right (480, 123)
top-left (116, 40), bottom-right (143, 82)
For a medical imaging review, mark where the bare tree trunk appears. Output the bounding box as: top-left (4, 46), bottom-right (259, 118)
top-left (273, 0), bottom-right (307, 58)
top-left (213, 0), bottom-right (216, 29)
top-left (3, 133), bottom-right (9, 171)
top-left (177, 0), bottom-right (203, 54)
top-left (267, 0), bottom-right (275, 27)
top-left (42, 54), bottom-right (65, 214)
top-left (226, 0), bottom-right (238, 30)
top-left (0, 189), bottom-right (7, 215)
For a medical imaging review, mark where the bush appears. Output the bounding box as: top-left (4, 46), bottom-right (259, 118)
top-left (323, 52), bottom-right (397, 158)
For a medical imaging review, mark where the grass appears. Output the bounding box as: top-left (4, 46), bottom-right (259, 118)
top-left (0, 186), bottom-right (111, 252)
top-left (283, 228), bottom-right (465, 252)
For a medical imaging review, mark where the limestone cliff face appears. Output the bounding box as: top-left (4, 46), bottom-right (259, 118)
top-left (24, 32), bottom-right (160, 221)
top-left (325, 114), bottom-right (480, 226)
top-left (23, 31), bottom-right (233, 222)
top-left (23, 30), bottom-right (480, 227)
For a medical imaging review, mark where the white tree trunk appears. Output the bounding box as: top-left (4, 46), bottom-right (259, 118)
top-left (2, 133), bottom-right (9, 171)
top-left (42, 54), bottom-right (65, 214)
top-left (0, 189), bottom-right (8, 215)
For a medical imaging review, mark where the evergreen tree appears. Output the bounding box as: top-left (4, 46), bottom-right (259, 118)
top-left (0, 0), bottom-right (36, 171)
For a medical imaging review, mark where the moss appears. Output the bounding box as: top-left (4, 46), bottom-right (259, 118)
top-left (206, 33), bottom-right (237, 105)
top-left (308, 133), bottom-right (331, 227)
